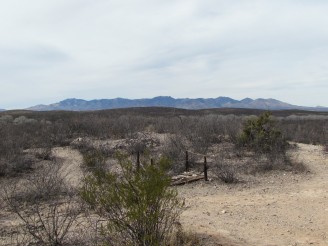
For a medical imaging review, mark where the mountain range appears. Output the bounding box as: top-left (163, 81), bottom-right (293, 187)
top-left (26, 96), bottom-right (328, 111)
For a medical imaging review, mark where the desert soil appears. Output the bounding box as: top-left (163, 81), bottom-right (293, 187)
top-left (179, 143), bottom-right (328, 246)
top-left (0, 143), bottom-right (327, 246)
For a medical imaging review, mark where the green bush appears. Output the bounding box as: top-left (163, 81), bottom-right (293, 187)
top-left (82, 150), bottom-right (107, 172)
top-left (238, 112), bottom-right (287, 154)
top-left (80, 154), bottom-right (183, 246)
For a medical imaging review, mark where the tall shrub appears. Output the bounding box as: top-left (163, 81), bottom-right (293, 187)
top-left (80, 154), bottom-right (183, 246)
top-left (238, 112), bottom-right (287, 154)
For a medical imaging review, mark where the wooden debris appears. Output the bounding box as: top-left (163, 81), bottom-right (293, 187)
top-left (171, 172), bottom-right (204, 186)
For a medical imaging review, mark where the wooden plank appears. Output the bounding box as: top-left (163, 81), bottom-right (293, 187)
top-left (171, 175), bottom-right (204, 186)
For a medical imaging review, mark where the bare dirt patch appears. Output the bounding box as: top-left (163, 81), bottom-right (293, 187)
top-left (179, 143), bottom-right (328, 245)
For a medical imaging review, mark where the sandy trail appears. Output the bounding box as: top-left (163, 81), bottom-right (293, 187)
top-left (179, 144), bottom-right (328, 245)
top-left (52, 147), bottom-right (84, 188)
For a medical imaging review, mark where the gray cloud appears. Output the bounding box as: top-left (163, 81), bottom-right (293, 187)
top-left (0, 0), bottom-right (327, 109)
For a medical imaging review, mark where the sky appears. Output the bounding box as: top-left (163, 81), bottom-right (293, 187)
top-left (0, 0), bottom-right (328, 109)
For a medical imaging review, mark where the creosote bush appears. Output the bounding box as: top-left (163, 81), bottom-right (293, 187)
top-left (237, 112), bottom-right (292, 172)
top-left (80, 154), bottom-right (184, 246)
top-left (238, 112), bottom-right (287, 154)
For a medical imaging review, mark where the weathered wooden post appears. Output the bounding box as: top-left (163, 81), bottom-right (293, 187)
top-left (204, 156), bottom-right (208, 181)
top-left (137, 151), bottom-right (140, 172)
top-left (185, 151), bottom-right (189, 172)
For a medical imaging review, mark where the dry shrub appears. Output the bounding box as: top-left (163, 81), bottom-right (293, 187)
top-left (249, 152), bottom-right (307, 174)
top-left (2, 160), bottom-right (84, 246)
top-left (27, 160), bottom-right (69, 201)
top-left (223, 115), bottom-right (243, 144)
top-left (0, 154), bottom-right (34, 177)
top-left (279, 115), bottom-right (328, 145)
top-left (216, 163), bottom-right (237, 183)
top-left (168, 227), bottom-right (200, 246)
top-left (33, 147), bottom-right (53, 160)
top-left (6, 196), bottom-right (82, 245)
top-left (71, 138), bottom-right (93, 154)
top-left (214, 149), bottom-right (238, 183)
top-left (162, 135), bottom-right (189, 175)
top-left (162, 135), bottom-right (187, 161)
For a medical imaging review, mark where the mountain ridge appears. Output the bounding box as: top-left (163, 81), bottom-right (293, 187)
top-left (27, 96), bottom-right (328, 112)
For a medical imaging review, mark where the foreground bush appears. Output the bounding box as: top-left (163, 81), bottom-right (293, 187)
top-left (80, 154), bottom-right (184, 246)
top-left (3, 161), bottom-right (82, 245)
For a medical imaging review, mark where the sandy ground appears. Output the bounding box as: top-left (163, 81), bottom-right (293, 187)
top-left (0, 143), bottom-right (327, 245)
top-left (52, 147), bottom-right (84, 188)
top-left (179, 143), bottom-right (328, 246)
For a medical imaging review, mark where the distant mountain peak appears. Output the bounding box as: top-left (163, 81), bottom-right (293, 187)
top-left (26, 96), bottom-right (328, 112)
top-left (240, 98), bottom-right (254, 103)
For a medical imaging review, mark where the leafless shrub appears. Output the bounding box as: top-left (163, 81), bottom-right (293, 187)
top-left (278, 115), bottom-right (327, 145)
top-left (6, 225), bottom-right (32, 246)
top-left (254, 154), bottom-right (285, 172)
top-left (13, 116), bottom-right (38, 125)
top-left (213, 149), bottom-right (238, 183)
top-left (0, 154), bottom-right (34, 177)
top-left (163, 135), bottom-right (187, 161)
top-left (33, 147), bottom-right (53, 160)
top-left (28, 160), bottom-right (70, 201)
top-left (111, 115), bottom-right (147, 138)
top-left (71, 138), bottom-right (93, 154)
top-left (162, 135), bottom-right (188, 174)
top-left (216, 163), bottom-right (237, 183)
top-left (0, 114), bottom-right (14, 124)
top-left (153, 117), bottom-right (181, 134)
top-left (168, 226), bottom-right (200, 246)
top-left (2, 160), bottom-right (83, 246)
top-left (248, 150), bottom-right (307, 174)
top-left (4, 191), bottom-right (82, 245)
top-left (222, 115), bottom-right (243, 144)
top-left (177, 117), bottom-right (213, 155)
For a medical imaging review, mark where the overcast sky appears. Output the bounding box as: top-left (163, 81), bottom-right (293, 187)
top-left (0, 0), bottom-right (328, 109)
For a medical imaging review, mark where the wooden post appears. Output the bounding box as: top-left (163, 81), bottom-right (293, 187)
top-left (137, 151), bottom-right (140, 172)
top-left (204, 156), bottom-right (208, 181)
top-left (185, 151), bottom-right (189, 172)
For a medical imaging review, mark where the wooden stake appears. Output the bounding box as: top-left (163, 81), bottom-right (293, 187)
top-left (204, 156), bottom-right (208, 181)
top-left (185, 151), bottom-right (189, 172)
top-left (137, 151), bottom-right (140, 172)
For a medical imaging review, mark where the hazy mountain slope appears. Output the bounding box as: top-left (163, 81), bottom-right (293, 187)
top-left (27, 96), bottom-right (328, 111)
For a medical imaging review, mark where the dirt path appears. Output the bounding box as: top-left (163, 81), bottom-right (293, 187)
top-left (53, 147), bottom-right (84, 188)
top-left (179, 144), bottom-right (328, 246)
